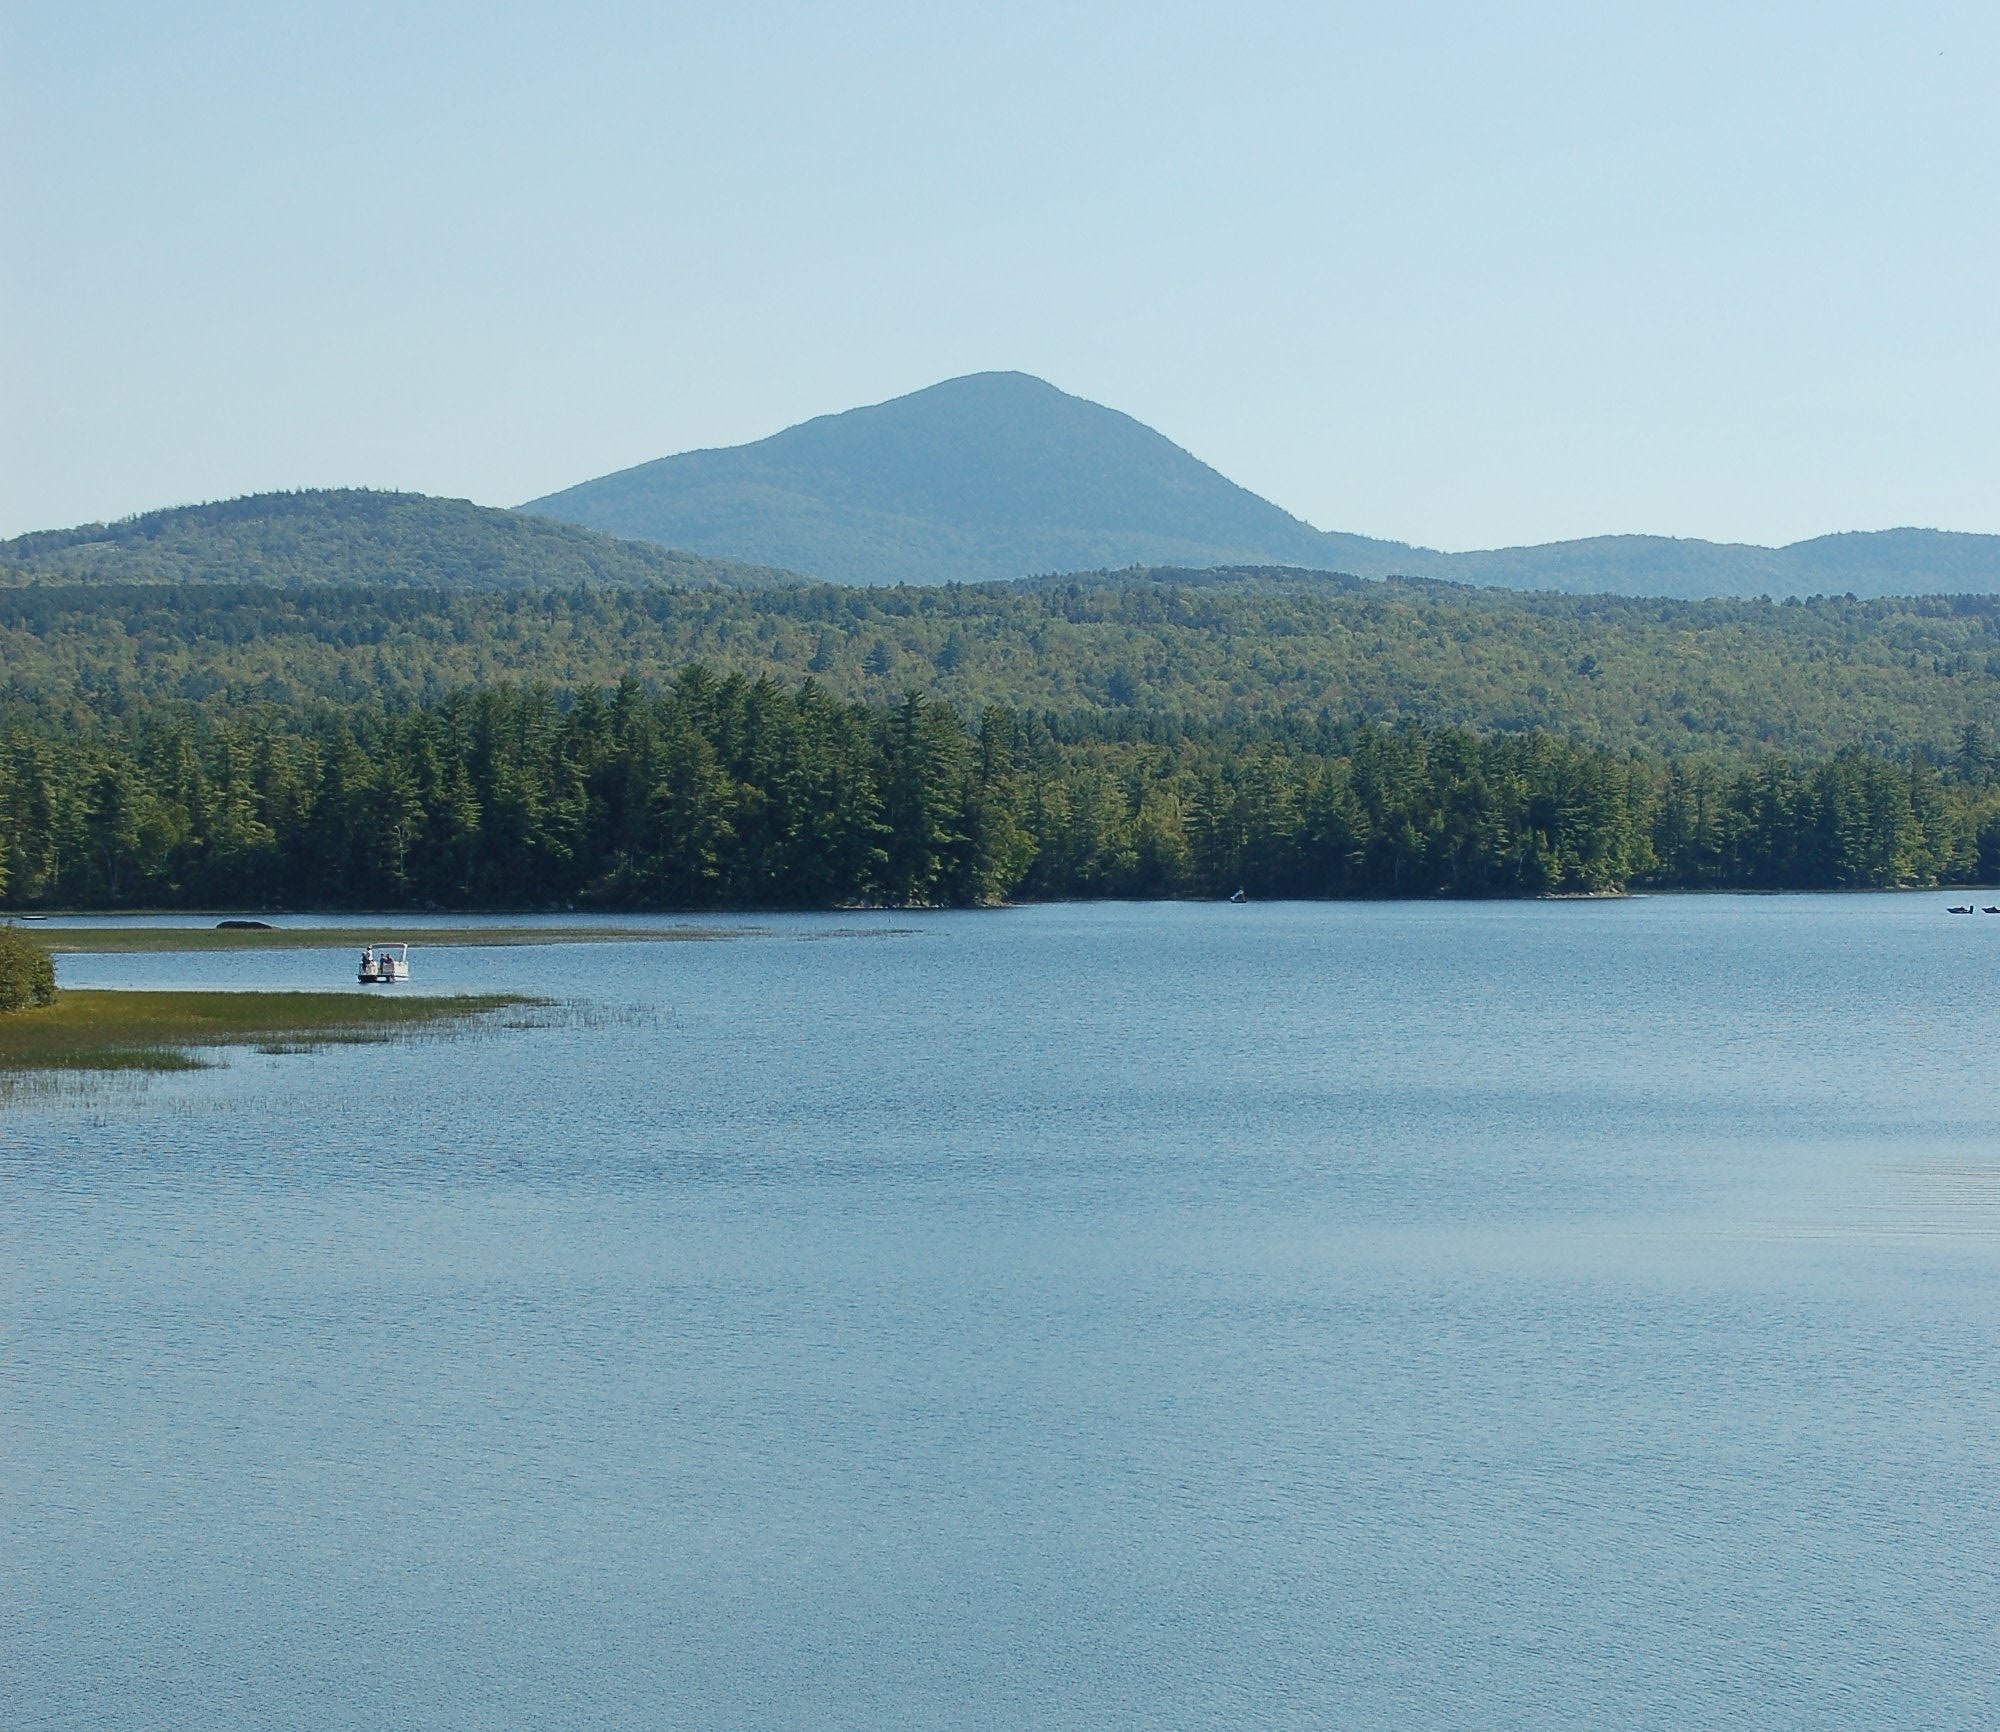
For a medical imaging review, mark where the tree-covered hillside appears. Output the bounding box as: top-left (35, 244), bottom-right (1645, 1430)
top-left (0, 490), bottom-right (791, 591)
top-left (6, 676), bottom-right (1997, 912)
top-left (3, 571), bottom-right (1999, 762)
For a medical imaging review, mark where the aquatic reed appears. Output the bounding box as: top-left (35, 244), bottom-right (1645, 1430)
top-left (0, 989), bottom-right (539, 1073)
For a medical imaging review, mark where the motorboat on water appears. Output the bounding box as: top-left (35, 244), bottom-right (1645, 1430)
top-left (358, 942), bottom-right (410, 983)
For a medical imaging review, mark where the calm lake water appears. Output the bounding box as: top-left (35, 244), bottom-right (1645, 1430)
top-left (7, 896), bottom-right (2000, 1730)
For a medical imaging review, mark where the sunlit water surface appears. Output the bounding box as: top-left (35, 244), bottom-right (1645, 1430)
top-left (7, 897), bottom-right (2000, 1729)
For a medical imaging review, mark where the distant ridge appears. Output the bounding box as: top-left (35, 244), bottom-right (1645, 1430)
top-left (522, 372), bottom-right (2000, 600)
top-left (1440, 527), bottom-right (2000, 600)
top-left (12, 394), bottom-right (1999, 602)
top-left (0, 489), bottom-right (793, 591)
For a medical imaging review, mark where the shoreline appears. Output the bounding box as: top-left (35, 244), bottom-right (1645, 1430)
top-left (14, 880), bottom-right (2000, 943)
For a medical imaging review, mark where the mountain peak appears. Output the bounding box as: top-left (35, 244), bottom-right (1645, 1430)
top-left (520, 374), bottom-right (1346, 585)
top-left (516, 377), bottom-right (2000, 598)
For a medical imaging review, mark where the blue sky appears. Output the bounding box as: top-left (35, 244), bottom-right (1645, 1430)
top-left (2, 1), bottom-right (1995, 547)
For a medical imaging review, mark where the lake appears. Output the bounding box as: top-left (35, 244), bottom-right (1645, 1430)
top-left (6, 896), bottom-right (2000, 1729)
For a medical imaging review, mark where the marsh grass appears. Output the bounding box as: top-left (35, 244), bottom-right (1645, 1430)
top-left (0, 989), bottom-right (541, 1074)
top-left (40, 925), bottom-right (742, 955)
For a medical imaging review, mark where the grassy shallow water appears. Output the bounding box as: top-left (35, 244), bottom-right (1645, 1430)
top-left (38, 924), bottom-right (738, 954)
top-left (0, 989), bottom-right (540, 1073)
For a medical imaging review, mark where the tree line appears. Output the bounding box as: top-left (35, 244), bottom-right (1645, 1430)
top-left (4, 672), bottom-right (1999, 910)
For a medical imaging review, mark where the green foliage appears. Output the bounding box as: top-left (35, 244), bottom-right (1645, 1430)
top-left (5, 526), bottom-right (1999, 906)
top-left (1, 675), bottom-right (1993, 912)
top-left (5, 574), bottom-right (2000, 762)
top-left (0, 925), bottom-right (56, 1012)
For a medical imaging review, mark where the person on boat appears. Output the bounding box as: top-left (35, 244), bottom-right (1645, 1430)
top-left (360, 946), bottom-right (373, 974)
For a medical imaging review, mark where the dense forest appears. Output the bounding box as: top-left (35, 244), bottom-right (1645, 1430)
top-left (6, 574), bottom-right (2000, 761)
top-left (11, 499), bottom-right (2000, 905)
top-left (5, 672), bottom-right (1998, 910)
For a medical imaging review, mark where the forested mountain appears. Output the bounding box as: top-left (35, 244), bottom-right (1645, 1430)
top-left (0, 490), bottom-right (790, 591)
top-left (521, 372), bottom-right (2000, 598)
top-left (4, 570), bottom-right (2000, 762)
top-left (522, 372), bottom-right (1377, 585)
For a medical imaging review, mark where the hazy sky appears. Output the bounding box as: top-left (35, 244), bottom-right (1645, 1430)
top-left (3, 1), bottom-right (1995, 547)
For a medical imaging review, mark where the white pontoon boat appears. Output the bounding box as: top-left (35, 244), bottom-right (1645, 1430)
top-left (358, 942), bottom-right (410, 983)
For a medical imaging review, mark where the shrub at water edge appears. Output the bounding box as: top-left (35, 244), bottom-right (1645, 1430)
top-left (0, 925), bottom-right (57, 1012)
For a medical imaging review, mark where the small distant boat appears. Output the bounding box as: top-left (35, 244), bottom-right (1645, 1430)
top-left (1228, 887), bottom-right (1247, 904)
top-left (358, 942), bottom-right (410, 983)
top-left (1947, 905), bottom-right (1976, 915)
top-left (1985, 907), bottom-right (2000, 915)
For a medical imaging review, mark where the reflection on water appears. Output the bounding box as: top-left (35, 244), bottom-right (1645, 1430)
top-left (7, 896), bottom-right (2000, 1730)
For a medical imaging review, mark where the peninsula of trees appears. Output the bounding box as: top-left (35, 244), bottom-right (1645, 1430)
top-left (5, 673), bottom-right (1997, 911)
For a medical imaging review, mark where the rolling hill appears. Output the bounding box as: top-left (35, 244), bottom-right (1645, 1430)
top-left (0, 489), bottom-right (791, 591)
top-left (522, 372), bottom-right (2000, 599)
top-left (6, 566), bottom-right (1999, 763)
